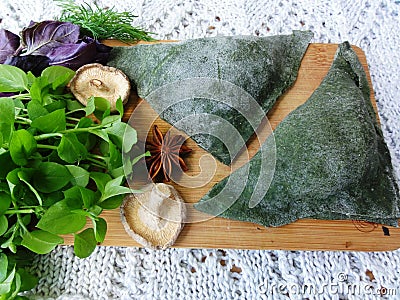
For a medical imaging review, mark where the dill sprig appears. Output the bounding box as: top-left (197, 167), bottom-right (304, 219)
top-left (56, 1), bottom-right (155, 42)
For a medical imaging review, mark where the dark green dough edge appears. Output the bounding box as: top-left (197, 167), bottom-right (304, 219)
top-left (195, 42), bottom-right (400, 227)
top-left (107, 31), bottom-right (313, 165)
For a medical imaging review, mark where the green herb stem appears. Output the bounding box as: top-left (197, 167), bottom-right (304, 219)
top-left (5, 209), bottom-right (35, 215)
top-left (15, 116), bottom-right (32, 124)
top-left (37, 144), bottom-right (58, 150)
top-left (66, 116), bottom-right (82, 122)
top-left (61, 126), bottom-right (103, 134)
top-left (89, 154), bottom-right (108, 162)
top-left (34, 124), bottom-right (107, 141)
top-left (35, 133), bottom-right (63, 141)
top-left (86, 156), bottom-right (107, 169)
top-left (65, 109), bottom-right (85, 116)
top-left (9, 94), bottom-right (31, 101)
top-left (16, 214), bottom-right (29, 233)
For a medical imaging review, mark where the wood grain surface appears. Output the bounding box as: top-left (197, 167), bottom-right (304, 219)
top-left (63, 41), bottom-right (400, 252)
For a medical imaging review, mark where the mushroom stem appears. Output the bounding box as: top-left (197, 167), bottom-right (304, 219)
top-left (90, 79), bottom-right (109, 91)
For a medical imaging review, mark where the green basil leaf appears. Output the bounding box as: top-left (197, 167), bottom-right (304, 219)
top-left (18, 170), bottom-right (42, 206)
top-left (107, 142), bottom-right (122, 170)
top-left (33, 162), bottom-right (71, 193)
top-left (77, 132), bottom-right (97, 151)
top-left (21, 230), bottom-right (64, 254)
top-left (123, 124), bottom-right (138, 153)
top-left (102, 108), bottom-right (111, 120)
top-left (0, 182), bottom-right (8, 192)
top-left (9, 129), bottom-right (37, 166)
top-left (0, 124), bottom-right (13, 147)
top-left (81, 188), bottom-right (96, 209)
top-left (84, 97), bottom-right (96, 116)
top-left (41, 66), bottom-right (75, 90)
top-left (13, 98), bottom-right (25, 115)
top-left (101, 115), bottom-right (120, 125)
top-left (57, 133), bottom-right (88, 163)
top-left (76, 117), bottom-right (93, 128)
top-left (0, 253), bottom-right (8, 282)
top-left (36, 200), bottom-right (87, 235)
top-left (64, 196), bottom-right (83, 210)
top-left (66, 165), bottom-right (90, 187)
top-left (98, 195), bottom-right (124, 209)
top-left (0, 216), bottom-right (8, 236)
top-left (12, 185), bottom-right (37, 208)
top-left (0, 193), bottom-right (11, 215)
top-left (29, 76), bottom-right (49, 104)
top-left (74, 228), bottom-right (97, 258)
top-left (31, 108), bottom-right (66, 133)
top-left (89, 205), bottom-right (103, 216)
top-left (17, 268), bottom-right (38, 292)
top-left (0, 98), bottom-right (15, 147)
top-left (70, 209), bottom-right (92, 218)
top-left (44, 99), bottom-right (66, 113)
top-left (0, 152), bottom-right (17, 179)
top-left (64, 186), bottom-right (95, 209)
top-left (8, 271), bottom-right (21, 299)
top-left (0, 97), bottom-right (15, 125)
top-left (26, 71), bottom-right (36, 88)
top-left (93, 217), bottom-right (107, 243)
top-left (6, 168), bottom-right (20, 197)
top-left (0, 266), bottom-right (14, 294)
top-left (99, 140), bottom-right (109, 156)
top-left (106, 122), bottom-right (137, 153)
top-left (115, 97), bottom-right (124, 117)
top-left (100, 175), bottom-right (131, 202)
top-left (1, 237), bottom-right (15, 254)
top-left (27, 101), bottom-right (48, 121)
top-left (94, 97), bottom-right (110, 112)
top-left (109, 166), bottom-right (124, 178)
top-left (66, 99), bottom-right (84, 111)
top-left (90, 172), bottom-right (112, 194)
top-left (88, 129), bottom-right (109, 142)
top-left (0, 65), bottom-right (28, 92)
top-left (41, 191), bottom-right (63, 208)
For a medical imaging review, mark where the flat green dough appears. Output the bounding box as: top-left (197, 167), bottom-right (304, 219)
top-left (195, 42), bottom-right (400, 227)
top-left (107, 31), bottom-right (313, 165)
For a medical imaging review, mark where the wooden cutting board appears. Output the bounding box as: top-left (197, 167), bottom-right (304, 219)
top-left (63, 41), bottom-right (400, 252)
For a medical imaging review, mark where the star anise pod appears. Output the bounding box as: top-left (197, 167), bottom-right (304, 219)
top-left (146, 125), bottom-right (192, 181)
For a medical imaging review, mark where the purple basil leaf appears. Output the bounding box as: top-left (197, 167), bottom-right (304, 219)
top-left (0, 29), bottom-right (20, 63)
top-left (84, 37), bottom-right (112, 64)
top-left (47, 39), bottom-right (97, 70)
top-left (48, 37), bottom-right (112, 70)
top-left (4, 55), bottom-right (50, 76)
top-left (21, 20), bottom-right (80, 56)
top-left (0, 92), bottom-right (17, 98)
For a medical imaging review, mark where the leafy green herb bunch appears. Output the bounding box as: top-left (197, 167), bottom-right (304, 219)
top-left (0, 64), bottom-right (143, 298)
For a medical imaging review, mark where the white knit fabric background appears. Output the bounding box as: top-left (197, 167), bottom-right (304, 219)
top-left (1, 0), bottom-right (400, 299)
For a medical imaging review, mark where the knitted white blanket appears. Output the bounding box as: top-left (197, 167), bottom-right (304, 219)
top-left (1, 0), bottom-right (399, 299)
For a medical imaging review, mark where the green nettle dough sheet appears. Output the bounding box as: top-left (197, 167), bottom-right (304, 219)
top-left (108, 31), bottom-right (313, 165)
top-left (195, 42), bottom-right (400, 227)
top-left (108, 32), bottom-right (399, 228)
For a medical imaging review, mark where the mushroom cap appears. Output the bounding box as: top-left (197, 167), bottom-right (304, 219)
top-left (69, 63), bottom-right (131, 112)
top-left (120, 183), bottom-right (186, 249)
